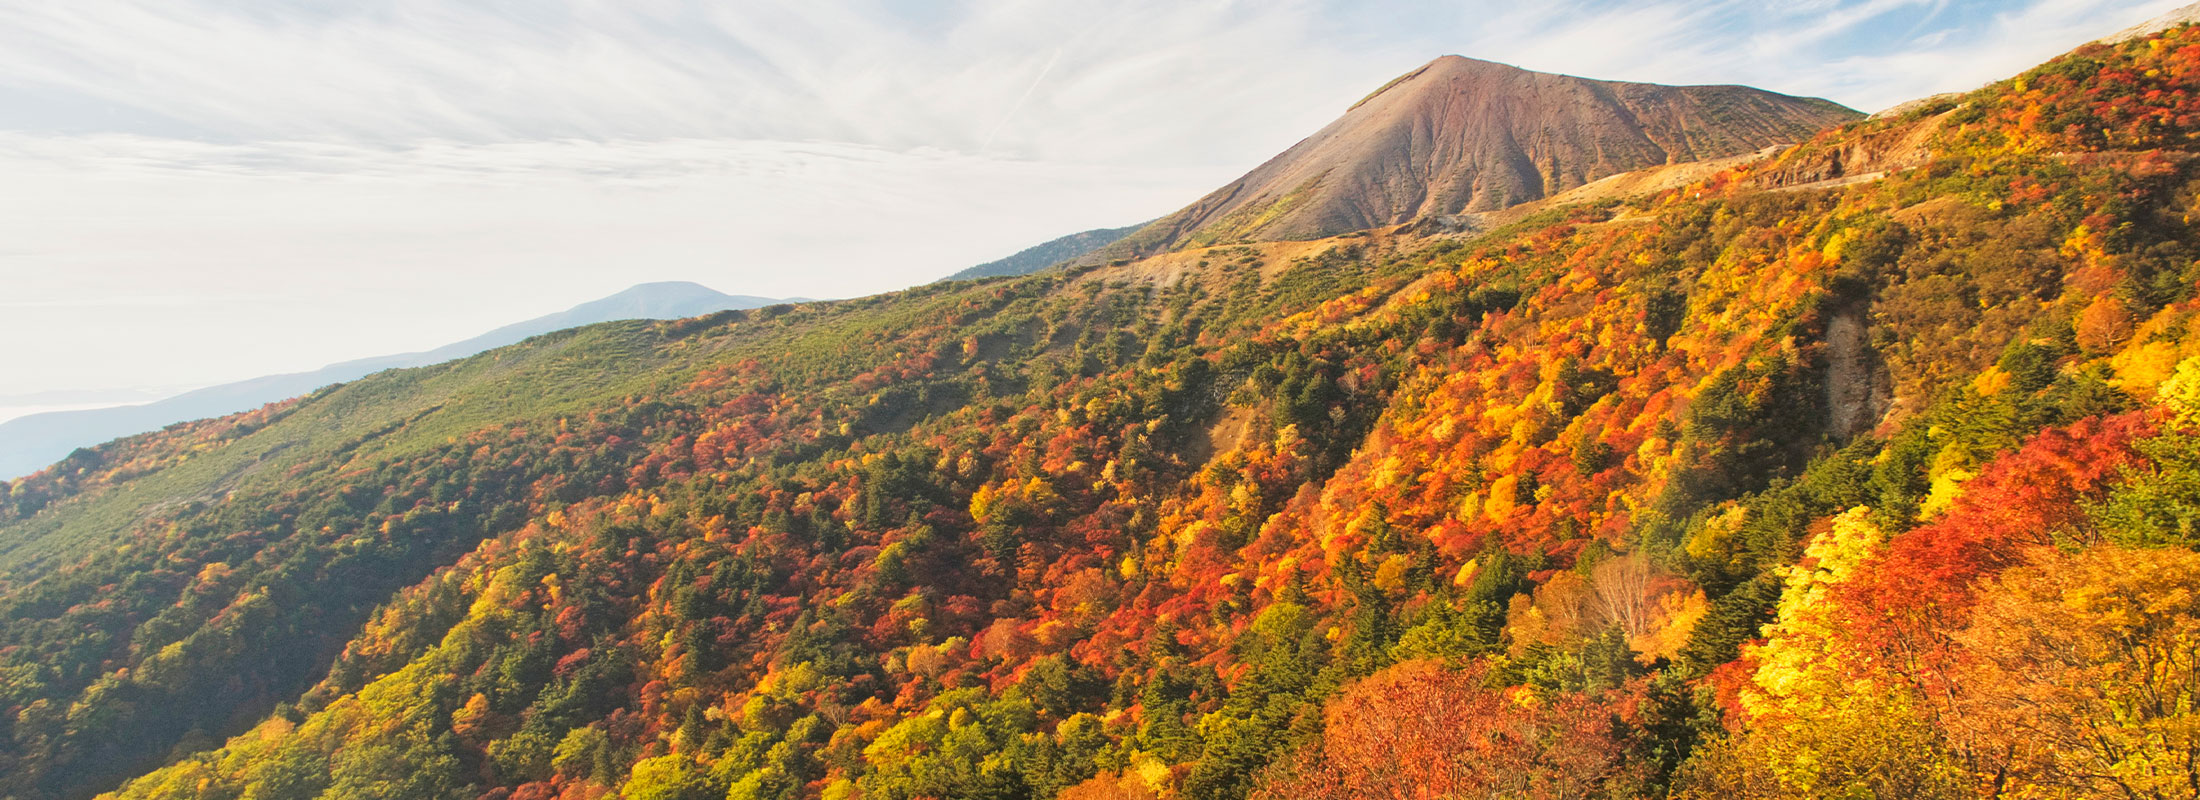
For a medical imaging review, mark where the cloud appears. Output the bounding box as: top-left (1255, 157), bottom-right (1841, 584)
top-left (0, 1), bottom-right (2181, 161)
top-left (0, 0), bottom-right (2189, 399)
top-left (0, 1), bottom-right (1370, 165)
top-left (1753, 0), bottom-right (2194, 110)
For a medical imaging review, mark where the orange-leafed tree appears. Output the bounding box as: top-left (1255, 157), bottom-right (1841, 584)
top-left (1945, 545), bottom-right (2200, 799)
top-left (1252, 660), bottom-right (1649, 800)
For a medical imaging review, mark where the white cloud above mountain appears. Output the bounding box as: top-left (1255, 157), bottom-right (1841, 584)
top-left (0, 0), bottom-right (2186, 399)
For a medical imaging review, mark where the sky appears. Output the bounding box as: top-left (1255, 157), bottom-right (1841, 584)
top-left (0, 0), bottom-right (2190, 418)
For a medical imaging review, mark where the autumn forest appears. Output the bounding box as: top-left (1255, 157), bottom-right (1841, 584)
top-left (7, 16), bottom-right (2200, 800)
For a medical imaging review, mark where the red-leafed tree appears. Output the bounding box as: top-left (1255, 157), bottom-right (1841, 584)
top-left (1834, 412), bottom-right (2154, 693)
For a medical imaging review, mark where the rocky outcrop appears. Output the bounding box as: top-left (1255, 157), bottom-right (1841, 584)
top-left (1753, 109), bottom-right (1950, 191)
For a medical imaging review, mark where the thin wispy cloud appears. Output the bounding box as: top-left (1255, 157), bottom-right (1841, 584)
top-left (13, 0), bottom-right (2163, 158)
top-left (0, 1), bottom-right (1359, 164)
top-left (0, 1), bottom-right (2180, 169)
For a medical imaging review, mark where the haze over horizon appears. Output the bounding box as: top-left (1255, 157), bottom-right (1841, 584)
top-left (1, 0), bottom-right (2188, 408)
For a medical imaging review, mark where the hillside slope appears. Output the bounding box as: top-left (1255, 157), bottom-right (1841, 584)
top-left (1104, 56), bottom-right (1857, 255)
top-left (942, 224), bottom-right (1149, 282)
top-left (0, 282), bottom-right (783, 481)
top-left (6, 22), bottom-right (2200, 800)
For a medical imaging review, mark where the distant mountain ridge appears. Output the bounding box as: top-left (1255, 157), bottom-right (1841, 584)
top-left (0, 281), bottom-right (783, 480)
top-left (942, 223), bottom-right (1149, 282)
top-left (1103, 55), bottom-right (1859, 256)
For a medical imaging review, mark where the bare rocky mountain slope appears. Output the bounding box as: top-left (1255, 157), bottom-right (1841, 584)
top-left (1106, 55), bottom-right (1858, 255)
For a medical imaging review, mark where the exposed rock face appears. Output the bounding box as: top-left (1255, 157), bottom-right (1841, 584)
top-left (1110, 56), bottom-right (1859, 254)
top-left (1825, 303), bottom-right (1893, 439)
top-left (1752, 107), bottom-right (1950, 191)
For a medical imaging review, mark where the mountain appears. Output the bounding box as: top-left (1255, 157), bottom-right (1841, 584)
top-left (11, 19), bottom-right (2200, 800)
top-left (0, 282), bottom-right (784, 481)
top-left (1101, 55), bottom-right (1858, 255)
top-left (942, 223), bottom-right (1149, 281)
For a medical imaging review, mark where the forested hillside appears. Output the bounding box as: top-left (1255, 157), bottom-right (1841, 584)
top-left (0, 282), bottom-right (782, 481)
top-left (7, 22), bottom-right (2200, 800)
